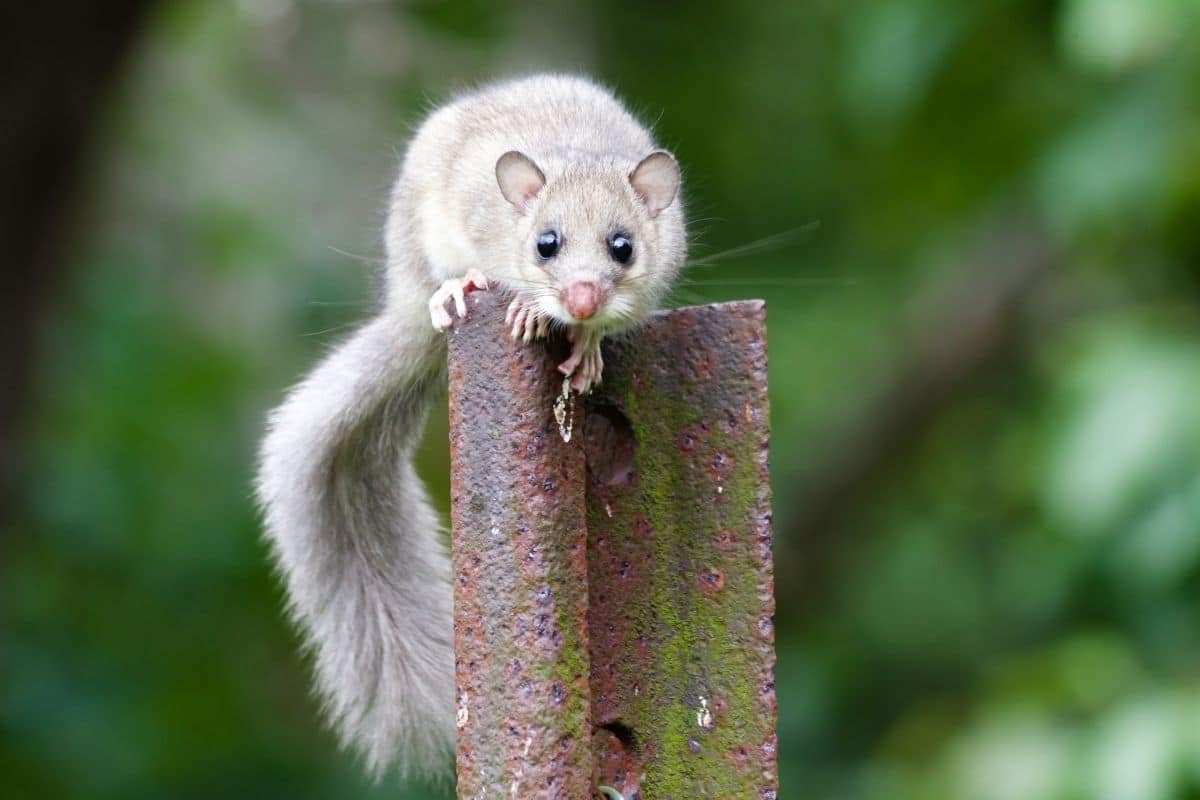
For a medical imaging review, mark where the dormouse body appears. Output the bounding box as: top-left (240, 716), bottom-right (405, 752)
top-left (256, 74), bottom-right (686, 780)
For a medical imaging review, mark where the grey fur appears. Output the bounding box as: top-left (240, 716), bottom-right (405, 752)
top-left (256, 74), bottom-right (686, 779)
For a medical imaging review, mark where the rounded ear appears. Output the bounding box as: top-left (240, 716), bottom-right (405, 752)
top-left (629, 150), bottom-right (680, 219)
top-left (496, 150), bottom-right (546, 210)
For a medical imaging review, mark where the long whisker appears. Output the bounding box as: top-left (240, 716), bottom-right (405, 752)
top-left (677, 277), bottom-right (857, 287)
top-left (303, 321), bottom-right (359, 338)
top-left (327, 245), bottom-right (383, 265)
top-left (661, 286), bottom-right (712, 307)
top-left (684, 222), bottom-right (820, 269)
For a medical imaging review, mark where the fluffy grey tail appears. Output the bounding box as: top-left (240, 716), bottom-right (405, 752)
top-left (255, 310), bottom-right (454, 778)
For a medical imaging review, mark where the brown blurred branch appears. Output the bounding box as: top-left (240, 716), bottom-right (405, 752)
top-left (0, 3), bottom-right (155, 507)
top-left (776, 218), bottom-right (1054, 610)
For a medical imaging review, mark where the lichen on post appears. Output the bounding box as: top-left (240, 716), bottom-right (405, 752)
top-left (584, 301), bottom-right (777, 799)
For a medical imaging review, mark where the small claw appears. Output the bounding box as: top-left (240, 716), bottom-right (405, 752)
top-left (507, 297), bottom-right (551, 344)
top-left (571, 349), bottom-right (603, 393)
top-left (429, 272), bottom-right (491, 331)
top-left (558, 349), bottom-right (583, 376)
top-left (559, 326), bottom-right (603, 392)
top-left (505, 295), bottom-right (554, 344)
top-left (464, 269), bottom-right (489, 291)
top-left (431, 306), bottom-right (453, 331)
top-left (429, 289), bottom-right (455, 330)
top-left (510, 305), bottom-right (528, 340)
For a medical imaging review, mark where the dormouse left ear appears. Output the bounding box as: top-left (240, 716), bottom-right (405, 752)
top-left (629, 150), bottom-right (680, 219)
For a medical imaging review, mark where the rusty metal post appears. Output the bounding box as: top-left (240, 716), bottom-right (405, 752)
top-left (448, 292), bottom-right (777, 799)
top-left (447, 291), bottom-right (593, 799)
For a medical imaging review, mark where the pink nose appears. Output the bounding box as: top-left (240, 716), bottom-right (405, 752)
top-left (563, 282), bottom-right (600, 320)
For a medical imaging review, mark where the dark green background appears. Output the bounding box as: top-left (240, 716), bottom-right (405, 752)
top-left (6, 1), bottom-right (1200, 798)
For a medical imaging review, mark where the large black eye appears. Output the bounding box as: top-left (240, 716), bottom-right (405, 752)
top-left (536, 230), bottom-right (560, 259)
top-left (608, 233), bottom-right (633, 265)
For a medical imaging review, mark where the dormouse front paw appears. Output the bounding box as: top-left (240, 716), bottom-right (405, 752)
top-left (558, 327), bottom-right (603, 393)
top-left (429, 270), bottom-right (490, 331)
top-left (505, 297), bottom-right (550, 344)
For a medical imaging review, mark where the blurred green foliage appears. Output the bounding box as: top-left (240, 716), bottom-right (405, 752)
top-left (4, 1), bottom-right (1200, 798)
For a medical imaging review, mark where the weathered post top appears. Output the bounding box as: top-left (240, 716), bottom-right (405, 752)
top-left (448, 291), bottom-right (776, 799)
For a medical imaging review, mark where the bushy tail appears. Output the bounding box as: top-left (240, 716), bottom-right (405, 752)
top-left (255, 310), bottom-right (454, 778)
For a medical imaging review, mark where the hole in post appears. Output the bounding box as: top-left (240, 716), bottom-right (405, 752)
top-left (599, 720), bottom-right (636, 749)
top-left (583, 403), bottom-right (635, 486)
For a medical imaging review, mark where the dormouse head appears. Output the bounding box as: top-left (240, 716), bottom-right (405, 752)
top-left (495, 149), bottom-right (686, 332)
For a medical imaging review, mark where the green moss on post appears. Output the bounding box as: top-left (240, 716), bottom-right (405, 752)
top-left (584, 301), bottom-right (777, 799)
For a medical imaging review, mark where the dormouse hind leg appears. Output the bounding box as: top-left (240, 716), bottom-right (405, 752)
top-left (505, 297), bottom-right (551, 343)
top-left (558, 327), bottom-right (603, 393)
top-left (429, 269), bottom-right (490, 330)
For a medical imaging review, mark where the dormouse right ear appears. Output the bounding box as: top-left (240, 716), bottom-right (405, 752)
top-left (630, 150), bottom-right (680, 219)
top-left (496, 150), bottom-right (546, 211)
